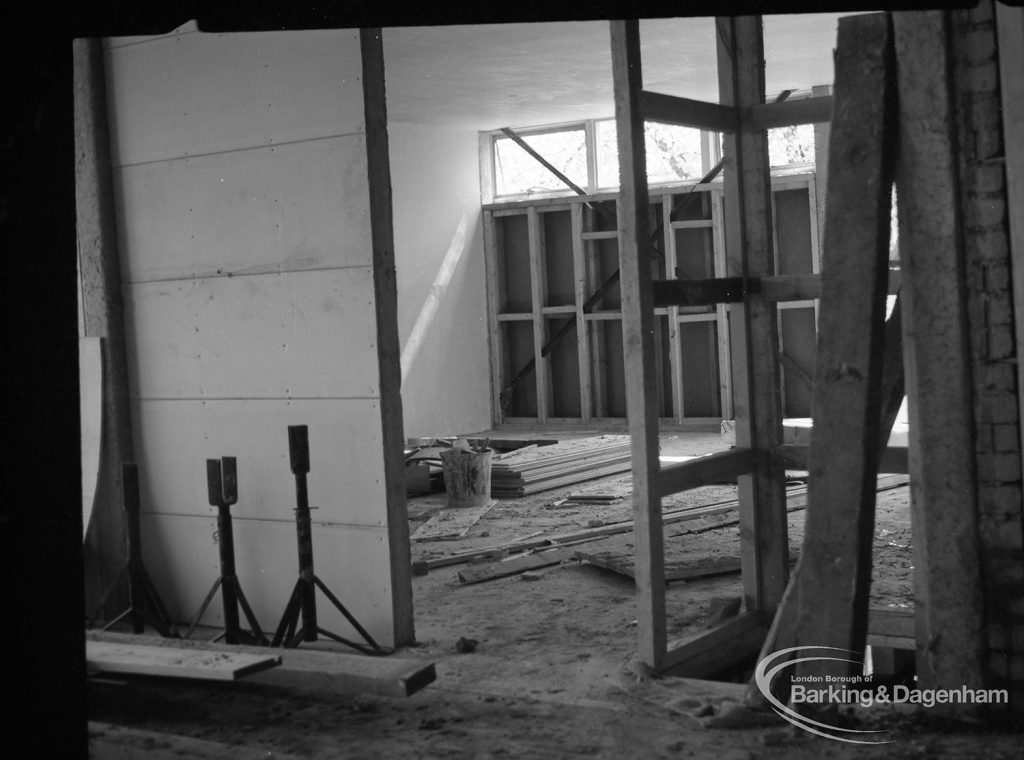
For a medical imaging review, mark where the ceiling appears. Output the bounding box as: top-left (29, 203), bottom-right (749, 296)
top-left (382, 13), bottom-right (853, 131)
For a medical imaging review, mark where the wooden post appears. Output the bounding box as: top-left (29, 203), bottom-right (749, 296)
top-left (571, 203), bottom-right (594, 424)
top-left (716, 15), bottom-right (789, 615)
top-left (995, 3), bottom-right (1024, 467)
top-left (360, 28), bottom-right (415, 647)
top-left (892, 11), bottom-right (986, 696)
top-left (527, 208), bottom-right (550, 423)
top-left (585, 207), bottom-right (609, 418)
top-left (610, 19), bottom-right (666, 668)
top-left (711, 192), bottom-right (734, 420)
top-left (811, 83), bottom-right (832, 251)
top-left (74, 37), bottom-right (134, 618)
top-left (791, 12), bottom-right (896, 685)
top-left (663, 195), bottom-right (685, 423)
top-left (483, 211), bottom-right (504, 424)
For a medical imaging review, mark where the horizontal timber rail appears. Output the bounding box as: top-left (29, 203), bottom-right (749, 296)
top-left (641, 91), bottom-right (739, 132)
top-left (660, 610), bottom-right (768, 677)
top-left (653, 448), bottom-right (759, 498)
top-left (867, 606), bottom-right (915, 650)
top-left (652, 277), bottom-right (749, 307)
top-left (652, 271), bottom-right (901, 308)
top-left (641, 93), bottom-right (834, 134)
top-left (747, 95), bottom-right (834, 129)
top-left (772, 444), bottom-right (910, 474)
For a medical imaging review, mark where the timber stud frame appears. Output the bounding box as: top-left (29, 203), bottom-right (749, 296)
top-left (610, 15), bottom-right (905, 676)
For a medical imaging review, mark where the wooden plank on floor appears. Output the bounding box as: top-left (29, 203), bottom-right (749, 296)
top-left (611, 18), bottom-right (667, 669)
top-left (575, 510), bottom-right (804, 583)
top-left (90, 723), bottom-right (308, 760)
top-left (892, 10), bottom-right (987, 694)
top-left (429, 474), bottom-right (906, 573)
top-left (411, 503), bottom-right (494, 541)
top-left (580, 548), bottom-right (747, 582)
top-left (456, 546), bottom-right (578, 585)
top-left (791, 12), bottom-right (896, 684)
top-left (87, 631), bottom-right (435, 697)
top-left (425, 493), bottom-right (748, 570)
top-left (86, 640), bottom-right (281, 681)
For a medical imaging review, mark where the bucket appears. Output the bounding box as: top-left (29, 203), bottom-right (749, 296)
top-left (439, 446), bottom-right (493, 508)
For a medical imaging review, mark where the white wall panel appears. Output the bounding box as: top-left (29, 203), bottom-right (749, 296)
top-left (124, 268), bottom-right (379, 400)
top-left (115, 136), bottom-right (372, 282)
top-left (389, 123), bottom-right (492, 436)
top-left (104, 29), bottom-right (365, 166)
top-left (103, 26), bottom-right (406, 646)
top-left (140, 513), bottom-right (396, 646)
top-left (131, 399), bottom-right (388, 526)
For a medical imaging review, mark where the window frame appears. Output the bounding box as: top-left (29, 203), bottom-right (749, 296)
top-left (487, 118), bottom-right (719, 202)
top-left (489, 120), bottom-right (594, 202)
top-left (484, 91), bottom-right (821, 202)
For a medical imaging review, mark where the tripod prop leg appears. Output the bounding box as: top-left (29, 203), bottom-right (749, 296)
top-left (272, 426), bottom-right (388, 655)
top-left (186, 457), bottom-right (268, 645)
top-left (96, 463), bottom-right (180, 638)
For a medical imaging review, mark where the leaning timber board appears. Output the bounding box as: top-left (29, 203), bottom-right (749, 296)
top-left (86, 631), bottom-right (436, 697)
top-left (89, 723), bottom-right (308, 760)
top-left (86, 640), bottom-right (281, 681)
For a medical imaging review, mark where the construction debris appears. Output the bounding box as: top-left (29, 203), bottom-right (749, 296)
top-left (455, 637), bottom-right (478, 653)
top-left (572, 475), bottom-right (908, 583)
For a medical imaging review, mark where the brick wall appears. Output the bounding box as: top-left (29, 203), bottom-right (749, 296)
top-left (952, 0), bottom-right (1024, 712)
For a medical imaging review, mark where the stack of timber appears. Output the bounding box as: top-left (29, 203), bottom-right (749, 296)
top-left (489, 435), bottom-right (632, 497)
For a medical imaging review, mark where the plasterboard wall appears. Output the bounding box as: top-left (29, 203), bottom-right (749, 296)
top-left (103, 26), bottom-right (404, 646)
top-left (389, 122), bottom-right (491, 437)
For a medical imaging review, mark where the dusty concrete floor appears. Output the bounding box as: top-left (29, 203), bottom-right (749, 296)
top-left (87, 430), bottom-right (1022, 758)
